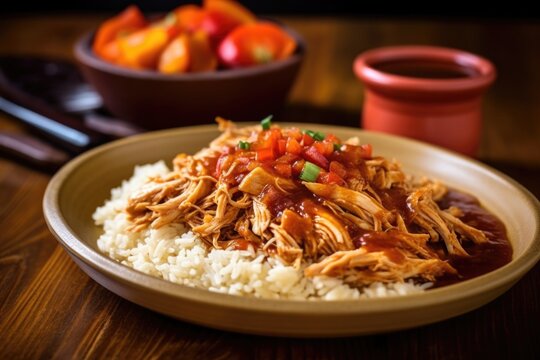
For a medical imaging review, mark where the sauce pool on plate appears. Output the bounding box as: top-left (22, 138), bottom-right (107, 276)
top-left (435, 190), bottom-right (512, 287)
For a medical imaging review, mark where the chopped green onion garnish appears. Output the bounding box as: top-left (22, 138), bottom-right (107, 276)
top-left (313, 131), bottom-right (325, 141)
top-left (303, 129), bottom-right (325, 141)
top-left (261, 115), bottom-right (273, 130)
top-left (333, 143), bottom-right (342, 151)
top-left (238, 141), bottom-right (250, 150)
top-left (300, 161), bottom-right (321, 182)
top-left (304, 129), bottom-right (316, 137)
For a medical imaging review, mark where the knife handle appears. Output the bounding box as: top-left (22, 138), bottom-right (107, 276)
top-left (0, 131), bottom-right (69, 170)
top-left (0, 95), bottom-right (105, 154)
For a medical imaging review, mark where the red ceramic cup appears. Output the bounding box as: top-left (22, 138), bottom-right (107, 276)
top-left (354, 46), bottom-right (496, 156)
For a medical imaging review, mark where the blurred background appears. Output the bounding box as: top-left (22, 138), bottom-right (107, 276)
top-left (1, 1), bottom-right (539, 169)
top-left (3, 1), bottom-right (538, 18)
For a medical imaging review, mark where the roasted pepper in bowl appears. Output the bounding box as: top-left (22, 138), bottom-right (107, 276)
top-left (92, 1), bottom-right (297, 73)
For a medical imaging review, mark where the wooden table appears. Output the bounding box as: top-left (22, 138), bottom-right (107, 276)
top-left (1, 15), bottom-right (539, 359)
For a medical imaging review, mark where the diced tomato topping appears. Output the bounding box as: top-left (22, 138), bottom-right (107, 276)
top-left (277, 139), bottom-right (287, 156)
top-left (303, 146), bottom-right (329, 169)
top-left (276, 153), bottom-right (299, 164)
top-left (360, 144), bottom-right (373, 159)
top-left (339, 143), bottom-right (373, 164)
top-left (324, 141), bottom-right (335, 156)
top-left (274, 163), bottom-right (292, 178)
top-left (258, 128), bottom-right (281, 151)
top-left (213, 124), bottom-right (371, 187)
top-left (269, 128), bottom-right (282, 139)
top-left (313, 141), bottom-right (325, 156)
top-left (329, 161), bottom-right (347, 178)
top-left (292, 159), bottom-right (305, 177)
top-left (286, 137), bottom-right (302, 155)
top-left (256, 147), bottom-right (274, 162)
top-left (325, 134), bottom-right (338, 143)
top-left (314, 141), bottom-right (334, 157)
top-left (287, 127), bottom-right (303, 141)
top-left (302, 133), bottom-right (314, 146)
top-left (318, 171), bottom-right (345, 185)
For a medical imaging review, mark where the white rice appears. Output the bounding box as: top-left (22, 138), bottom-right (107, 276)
top-left (93, 161), bottom-right (430, 300)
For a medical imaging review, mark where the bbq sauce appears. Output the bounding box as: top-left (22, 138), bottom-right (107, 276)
top-left (206, 134), bottom-right (512, 288)
top-left (372, 59), bottom-right (479, 79)
top-left (434, 190), bottom-right (513, 287)
top-left (354, 230), bottom-right (407, 264)
top-left (261, 182), bottom-right (512, 287)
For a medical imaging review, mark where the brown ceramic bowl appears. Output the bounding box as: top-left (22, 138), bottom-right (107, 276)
top-left (43, 123), bottom-right (540, 337)
top-left (74, 25), bottom-right (305, 130)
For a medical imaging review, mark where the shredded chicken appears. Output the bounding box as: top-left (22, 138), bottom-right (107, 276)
top-left (304, 248), bottom-right (457, 284)
top-left (124, 119), bottom-right (491, 289)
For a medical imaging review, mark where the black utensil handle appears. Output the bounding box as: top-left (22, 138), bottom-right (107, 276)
top-left (0, 131), bottom-right (69, 170)
top-left (0, 96), bottom-right (106, 153)
top-left (0, 97), bottom-right (91, 147)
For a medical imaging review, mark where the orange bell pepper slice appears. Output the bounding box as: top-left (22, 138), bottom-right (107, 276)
top-left (93, 5), bottom-right (147, 60)
top-left (118, 27), bottom-right (169, 69)
top-left (189, 31), bottom-right (218, 72)
top-left (173, 5), bottom-right (206, 32)
top-left (203, 0), bottom-right (256, 24)
top-left (158, 34), bottom-right (190, 74)
top-left (158, 31), bottom-right (217, 74)
top-left (152, 12), bottom-right (182, 40)
top-left (99, 40), bottom-right (122, 63)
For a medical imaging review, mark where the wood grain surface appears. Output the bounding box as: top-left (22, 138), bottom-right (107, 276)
top-left (0, 14), bottom-right (539, 359)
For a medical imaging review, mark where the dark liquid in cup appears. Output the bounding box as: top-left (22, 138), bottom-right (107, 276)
top-left (373, 59), bottom-right (480, 79)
